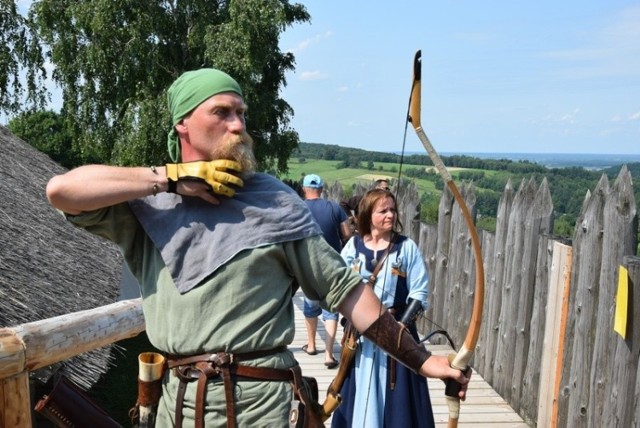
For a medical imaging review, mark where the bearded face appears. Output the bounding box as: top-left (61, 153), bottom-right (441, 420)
top-left (210, 131), bottom-right (257, 178)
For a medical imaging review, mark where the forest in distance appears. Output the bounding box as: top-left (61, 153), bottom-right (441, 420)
top-left (290, 142), bottom-right (640, 239)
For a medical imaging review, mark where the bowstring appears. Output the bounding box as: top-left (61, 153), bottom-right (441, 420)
top-left (362, 236), bottom-right (393, 426)
top-left (361, 74), bottom-right (414, 425)
top-left (393, 80), bottom-right (413, 195)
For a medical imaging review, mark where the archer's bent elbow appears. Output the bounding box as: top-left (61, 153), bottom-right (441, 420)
top-left (46, 175), bottom-right (79, 215)
top-left (46, 175), bottom-right (65, 208)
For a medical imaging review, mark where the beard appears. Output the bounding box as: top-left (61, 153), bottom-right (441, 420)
top-left (211, 131), bottom-right (257, 178)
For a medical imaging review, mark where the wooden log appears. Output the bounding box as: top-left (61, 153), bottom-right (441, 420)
top-left (431, 184), bottom-right (454, 333)
top-left (395, 179), bottom-right (420, 243)
top-left (599, 168), bottom-right (637, 427)
top-left (519, 234), bottom-right (552, 424)
top-left (446, 183), bottom-right (477, 346)
top-left (629, 257), bottom-right (640, 427)
top-left (474, 229), bottom-right (495, 375)
top-left (512, 178), bottom-right (553, 412)
top-left (0, 329), bottom-right (26, 380)
top-left (418, 222), bottom-right (439, 338)
top-left (559, 174), bottom-right (609, 426)
top-left (0, 372), bottom-right (31, 427)
top-left (480, 179), bottom-right (514, 382)
top-left (494, 178), bottom-right (537, 401)
top-left (536, 241), bottom-right (572, 428)
top-left (0, 299), bottom-right (144, 379)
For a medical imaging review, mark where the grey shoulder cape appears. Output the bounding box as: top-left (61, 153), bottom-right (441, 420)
top-left (128, 173), bottom-right (321, 294)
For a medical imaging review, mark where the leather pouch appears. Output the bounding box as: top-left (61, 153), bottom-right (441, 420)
top-left (34, 376), bottom-right (122, 428)
top-left (288, 368), bottom-right (323, 428)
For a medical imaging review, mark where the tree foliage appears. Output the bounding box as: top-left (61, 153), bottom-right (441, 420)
top-left (7, 110), bottom-right (78, 168)
top-left (0, 0), bottom-right (48, 113)
top-left (2, 0), bottom-right (310, 171)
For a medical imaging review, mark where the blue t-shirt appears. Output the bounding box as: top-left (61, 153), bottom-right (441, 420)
top-left (305, 198), bottom-right (348, 252)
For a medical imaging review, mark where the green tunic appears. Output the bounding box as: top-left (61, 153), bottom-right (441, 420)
top-left (68, 199), bottom-right (362, 426)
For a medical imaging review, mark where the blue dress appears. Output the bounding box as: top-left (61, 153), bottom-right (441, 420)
top-left (332, 234), bottom-right (435, 428)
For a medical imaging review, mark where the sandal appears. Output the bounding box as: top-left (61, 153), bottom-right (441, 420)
top-left (324, 358), bottom-right (339, 369)
top-left (302, 344), bottom-right (318, 355)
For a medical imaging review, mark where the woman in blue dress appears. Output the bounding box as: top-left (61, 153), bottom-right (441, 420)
top-left (332, 188), bottom-right (435, 428)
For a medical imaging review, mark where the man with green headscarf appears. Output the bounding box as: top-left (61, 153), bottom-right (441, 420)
top-left (47, 68), bottom-right (469, 427)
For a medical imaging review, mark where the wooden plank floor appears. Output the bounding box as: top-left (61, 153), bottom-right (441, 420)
top-left (291, 291), bottom-right (530, 427)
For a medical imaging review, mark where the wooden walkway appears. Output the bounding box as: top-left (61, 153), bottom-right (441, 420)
top-left (290, 291), bottom-right (530, 427)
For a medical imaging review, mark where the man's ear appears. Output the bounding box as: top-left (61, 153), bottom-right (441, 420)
top-left (175, 121), bottom-right (188, 136)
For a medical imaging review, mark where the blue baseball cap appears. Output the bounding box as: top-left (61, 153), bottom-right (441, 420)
top-left (303, 174), bottom-right (324, 189)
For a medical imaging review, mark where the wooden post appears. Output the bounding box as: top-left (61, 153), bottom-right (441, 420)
top-left (536, 241), bottom-right (572, 427)
top-left (0, 329), bottom-right (31, 428)
top-left (624, 256), bottom-right (640, 427)
top-left (0, 299), bottom-right (144, 424)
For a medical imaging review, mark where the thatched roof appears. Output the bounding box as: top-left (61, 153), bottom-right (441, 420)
top-left (0, 125), bottom-right (123, 389)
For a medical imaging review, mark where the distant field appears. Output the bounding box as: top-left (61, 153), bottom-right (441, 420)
top-left (280, 158), bottom-right (449, 196)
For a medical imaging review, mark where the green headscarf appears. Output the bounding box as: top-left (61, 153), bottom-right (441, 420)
top-left (166, 68), bottom-right (243, 162)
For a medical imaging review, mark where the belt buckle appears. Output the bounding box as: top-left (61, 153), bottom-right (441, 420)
top-left (208, 352), bottom-right (234, 366)
top-left (174, 365), bottom-right (199, 380)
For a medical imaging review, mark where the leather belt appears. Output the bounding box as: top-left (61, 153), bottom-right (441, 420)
top-left (166, 346), bottom-right (289, 428)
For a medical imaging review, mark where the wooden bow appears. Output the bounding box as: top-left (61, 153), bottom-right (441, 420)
top-left (408, 50), bottom-right (485, 428)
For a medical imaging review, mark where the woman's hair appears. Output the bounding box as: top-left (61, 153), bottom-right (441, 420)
top-left (356, 189), bottom-right (403, 236)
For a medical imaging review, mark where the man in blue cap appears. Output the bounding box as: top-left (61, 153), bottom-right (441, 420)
top-left (47, 68), bottom-right (469, 427)
top-left (301, 174), bottom-right (352, 369)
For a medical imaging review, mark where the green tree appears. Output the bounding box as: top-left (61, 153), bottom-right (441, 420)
top-left (8, 110), bottom-right (78, 168)
top-left (2, 0), bottom-right (310, 171)
top-left (553, 213), bottom-right (575, 238)
top-left (0, 0), bottom-right (48, 113)
top-left (420, 192), bottom-right (439, 224)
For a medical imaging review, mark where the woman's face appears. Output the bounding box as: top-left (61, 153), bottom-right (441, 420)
top-left (370, 196), bottom-right (396, 234)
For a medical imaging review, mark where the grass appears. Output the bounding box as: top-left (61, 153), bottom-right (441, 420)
top-left (280, 158), bottom-right (444, 196)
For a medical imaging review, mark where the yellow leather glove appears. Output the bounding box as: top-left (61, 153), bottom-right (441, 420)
top-left (165, 160), bottom-right (244, 197)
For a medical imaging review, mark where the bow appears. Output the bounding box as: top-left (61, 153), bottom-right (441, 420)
top-left (408, 50), bottom-right (485, 428)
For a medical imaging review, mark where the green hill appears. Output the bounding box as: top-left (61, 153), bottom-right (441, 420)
top-left (281, 143), bottom-right (640, 238)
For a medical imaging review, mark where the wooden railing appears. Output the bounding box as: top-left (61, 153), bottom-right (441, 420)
top-left (0, 299), bottom-right (145, 427)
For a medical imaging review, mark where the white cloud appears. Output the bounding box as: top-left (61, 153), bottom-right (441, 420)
top-left (337, 86), bottom-right (348, 92)
top-left (299, 71), bottom-right (327, 81)
top-left (611, 111), bottom-right (640, 122)
top-left (599, 127), bottom-right (622, 137)
top-left (285, 31), bottom-right (332, 54)
top-left (559, 108), bottom-right (580, 124)
top-left (537, 108), bottom-right (581, 125)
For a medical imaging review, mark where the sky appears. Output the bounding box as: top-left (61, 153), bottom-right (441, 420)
top-left (278, 1), bottom-right (640, 155)
top-left (7, 1), bottom-right (640, 156)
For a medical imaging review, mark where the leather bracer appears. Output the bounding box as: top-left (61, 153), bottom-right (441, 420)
top-left (399, 298), bottom-right (425, 326)
top-left (361, 310), bottom-right (431, 374)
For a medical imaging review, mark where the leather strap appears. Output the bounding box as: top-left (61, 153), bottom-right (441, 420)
top-left (167, 347), bottom-right (293, 428)
top-left (389, 356), bottom-right (397, 390)
top-left (173, 363), bottom-right (297, 383)
top-left (194, 361), bottom-right (219, 428)
top-left (166, 346), bottom-right (286, 368)
top-left (366, 239), bottom-right (392, 287)
top-left (289, 365), bottom-right (324, 428)
top-left (387, 308), bottom-right (398, 391)
top-left (175, 379), bottom-right (188, 427)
